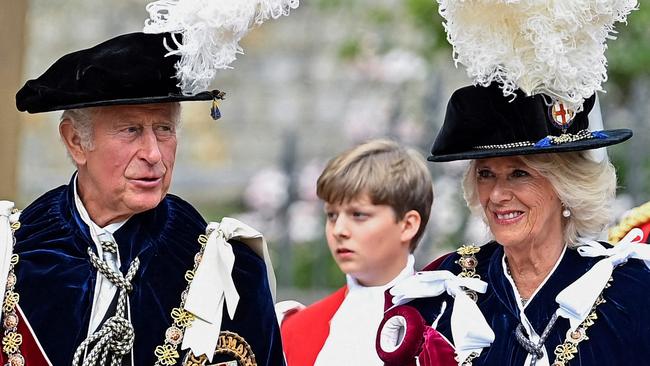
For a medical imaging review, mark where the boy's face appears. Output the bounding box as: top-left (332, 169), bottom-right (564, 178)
top-left (324, 193), bottom-right (413, 287)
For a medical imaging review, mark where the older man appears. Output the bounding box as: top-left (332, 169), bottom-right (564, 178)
top-left (2, 32), bottom-right (284, 366)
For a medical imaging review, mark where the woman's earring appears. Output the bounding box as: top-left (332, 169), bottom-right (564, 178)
top-left (562, 208), bottom-right (571, 218)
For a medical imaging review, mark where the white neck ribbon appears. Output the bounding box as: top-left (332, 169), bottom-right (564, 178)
top-left (182, 217), bottom-right (275, 361)
top-left (389, 270), bottom-right (494, 365)
top-left (556, 228), bottom-right (650, 331)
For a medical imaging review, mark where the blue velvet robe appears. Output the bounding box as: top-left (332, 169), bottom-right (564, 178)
top-left (14, 177), bottom-right (285, 366)
top-left (408, 241), bottom-right (650, 365)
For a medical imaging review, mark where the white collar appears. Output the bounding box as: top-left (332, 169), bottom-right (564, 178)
top-left (73, 175), bottom-right (127, 235)
top-left (315, 255), bottom-right (414, 366)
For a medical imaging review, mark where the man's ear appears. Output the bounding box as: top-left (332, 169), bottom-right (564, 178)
top-left (400, 210), bottom-right (422, 244)
top-left (59, 119), bottom-right (87, 165)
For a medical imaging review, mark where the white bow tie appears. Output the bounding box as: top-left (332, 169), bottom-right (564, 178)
top-left (182, 217), bottom-right (273, 362)
top-left (390, 270), bottom-right (495, 364)
top-left (556, 228), bottom-right (650, 331)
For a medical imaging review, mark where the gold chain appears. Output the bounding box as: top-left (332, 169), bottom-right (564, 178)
top-left (455, 245), bottom-right (481, 366)
top-left (2, 208), bottom-right (25, 366)
top-left (456, 245), bottom-right (481, 302)
top-left (153, 232), bottom-right (209, 366)
top-left (0, 210), bottom-right (214, 366)
top-left (551, 278), bottom-right (611, 366)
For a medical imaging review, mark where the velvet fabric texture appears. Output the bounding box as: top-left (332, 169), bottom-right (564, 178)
top-left (376, 305), bottom-right (456, 366)
top-left (13, 176), bottom-right (285, 366)
top-left (399, 242), bottom-right (650, 365)
top-left (15, 32), bottom-right (219, 113)
top-left (428, 84), bottom-right (632, 162)
top-left (0, 305), bottom-right (50, 366)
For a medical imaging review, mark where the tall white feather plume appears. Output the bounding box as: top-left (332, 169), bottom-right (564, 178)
top-left (437, 0), bottom-right (638, 113)
top-left (144, 0), bottom-right (299, 95)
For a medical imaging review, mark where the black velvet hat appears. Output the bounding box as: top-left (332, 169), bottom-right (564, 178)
top-left (16, 32), bottom-right (224, 115)
top-left (428, 83), bottom-right (632, 162)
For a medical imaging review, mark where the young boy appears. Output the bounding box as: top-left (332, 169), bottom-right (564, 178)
top-left (279, 139), bottom-right (434, 365)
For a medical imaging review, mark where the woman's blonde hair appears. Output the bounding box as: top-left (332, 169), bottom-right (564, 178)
top-left (317, 139), bottom-right (433, 251)
top-left (462, 151), bottom-right (616, 246)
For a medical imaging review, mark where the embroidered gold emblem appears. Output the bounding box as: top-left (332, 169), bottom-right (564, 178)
top-left (185, 270), bottom-right (196, 282)
top-left (553, 342), bottom-right (578, 365)
top-left (183, 353), bottom-right (208, 366)
top-left (3, 292), bottom-right (19, 313)
top-left (2, 332), bottom-right (23, 354)
top-left (213, 331), bottom-right (257, 366)
top-left (456, 244), bottom-right (481, 304)
top-left (171, 307), bottom-right (196, 328)
top-left (155, 344), bottom-right (181, 365)
top-left (551, 286), bottom-right (609, 365)
top-left (457, 245), bottom-right (480, 257)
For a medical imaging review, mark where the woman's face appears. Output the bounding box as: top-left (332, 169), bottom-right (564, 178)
top-left (475, 156), bottom-right (564, 249)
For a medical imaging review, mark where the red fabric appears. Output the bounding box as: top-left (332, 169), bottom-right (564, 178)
top-left (377, 305), bottom-right (426, 366)
top-left (418, 327), bottom-right (457, 366)
top-left (0, 305), bottom-right (51, 366)
top-left (377, 305), bottom-right (456, 366)
top-left (422, 253), bottom-right (453, 271)
top-left (281, 286), bottom-right (347, 366)
top-left (639, 221), bottom-right (650, 243)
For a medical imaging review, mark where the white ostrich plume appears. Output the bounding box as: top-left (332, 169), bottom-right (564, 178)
top-left (144, 0), bottom-right (299, 95)
top-left (437, 0), bottom-right (638, 113)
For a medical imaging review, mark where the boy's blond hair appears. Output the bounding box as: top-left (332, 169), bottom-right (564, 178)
top-left (316, 139), bottom-right (433, 251)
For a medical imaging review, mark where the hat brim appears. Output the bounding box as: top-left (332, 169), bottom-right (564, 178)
top-left (427, 128), bottom-right (632, 162)
top-left (25, 91), bottom-right (215, 113)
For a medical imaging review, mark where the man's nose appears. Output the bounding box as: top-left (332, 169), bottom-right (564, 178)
top-left (139, 128), bottom-right (162, 164)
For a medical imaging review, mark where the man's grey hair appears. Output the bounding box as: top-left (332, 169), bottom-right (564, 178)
top-left (60, 103), bottom-right (182, 151)
top-left (60, 108), bottom-right (96, 150)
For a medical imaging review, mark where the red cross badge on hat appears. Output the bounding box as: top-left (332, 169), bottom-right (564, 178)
top-left (549, 101), bottom-right (575, 131)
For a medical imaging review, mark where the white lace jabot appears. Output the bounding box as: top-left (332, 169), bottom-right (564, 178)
top-left (314, 255), bottom-right (415, 366)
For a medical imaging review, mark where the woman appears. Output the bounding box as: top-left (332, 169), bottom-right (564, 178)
top-left (376, 83), bottom-right (650, 366)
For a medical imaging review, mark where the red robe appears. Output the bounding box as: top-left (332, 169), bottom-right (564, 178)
top-left (280, 286), bottom-right (347, 366)
top-left (0, 305), bottom-right (52, 366)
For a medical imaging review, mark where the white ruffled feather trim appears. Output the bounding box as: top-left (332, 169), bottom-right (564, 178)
top-left (437, 0), bottom-right (638, 113)
top-left (144, 0), bottom-right (299, 95)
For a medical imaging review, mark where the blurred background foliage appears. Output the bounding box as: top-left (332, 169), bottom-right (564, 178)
top-left (10, 0), bottom-right (650, 304)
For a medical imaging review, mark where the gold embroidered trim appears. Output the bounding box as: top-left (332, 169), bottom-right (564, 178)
top-left (608, 201), bottom-right (650, 243)
top-left (153, 232), bottom-right (209, 366)
top-left (474, 130), bottom-right (597, 150)
top-left (551, 278), bottom-right (611, 366)
top-left (214, 331), bottom-right (257, 366)
top-left (2, 208), bottom-right (25, 366)
top-left (456, 245), bottom-right (481, 302)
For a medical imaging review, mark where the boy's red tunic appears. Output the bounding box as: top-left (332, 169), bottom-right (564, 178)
top-left (280, 286), bottom-right (347, 366)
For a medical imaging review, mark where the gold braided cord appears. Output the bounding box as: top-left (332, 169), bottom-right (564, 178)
top-left (1, 210), bottom-right (215, 366)
top-left (608, 201), bottom-right (650, 243)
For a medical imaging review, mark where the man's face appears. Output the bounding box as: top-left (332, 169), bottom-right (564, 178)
top-left (72, 103), bottom-right (178, 226)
